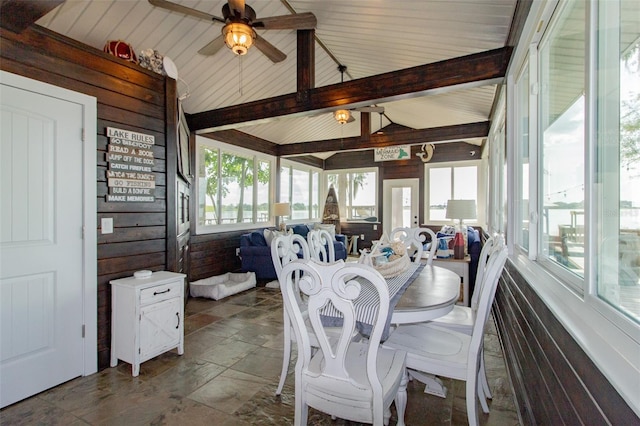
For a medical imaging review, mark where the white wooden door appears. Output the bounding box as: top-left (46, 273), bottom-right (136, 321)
top-left (0, 81), bottom-right (85, 407)
top-left (382, 178), bottom-right (420, 237)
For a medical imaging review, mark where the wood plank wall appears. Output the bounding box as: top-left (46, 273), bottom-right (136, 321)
top-left (0, 25), bottom-right (174, 369)
top-left (493, 261), bottom-right (640, 424)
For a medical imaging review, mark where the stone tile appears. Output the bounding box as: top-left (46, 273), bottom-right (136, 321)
top-left (184, 312), bottom-right (222, 336)
top-left (149, 398), bottom-right (251, 426)
top-left (144, 358), bottom-right (226, 397)
top-left (0, 397), bottom-right (88, 425)
top-left (230, 346), bottom-right (284, 380)
top-left (196, 337), bottom-right (261, 367)
top-left (200, 302), bottom-right (249, 318)
top-left (186, 371), bottom-right (269, 415)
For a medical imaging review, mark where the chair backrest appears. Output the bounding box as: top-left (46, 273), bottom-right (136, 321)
top-left (280, 259), bottom-right (391, 416)
top-left (390, 227), bottom-right (437, 265)
top-left (469, 244), bottom-right (508, 359)
top-left (270, 233), bottom-right (310, 279)
top-left (470, 234), bottom-right (504, 310)
top-left (307, 229), bottom-right (336, 263)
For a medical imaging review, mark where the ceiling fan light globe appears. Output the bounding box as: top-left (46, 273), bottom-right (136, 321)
top-left (222, 22), bottom-right (255, 55)
top-left (334, 109), bottom-right (351, 124)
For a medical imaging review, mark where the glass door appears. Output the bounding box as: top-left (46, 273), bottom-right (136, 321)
top-left (382, 178), bottom-right (419, 237)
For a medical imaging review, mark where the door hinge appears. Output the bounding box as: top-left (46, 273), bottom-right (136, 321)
top-left (81, 128), bottom-right (85, 142)
top-left (81, 226), bottom-right (85, 239)
top-left (82, 324), bottom-right (85, 338)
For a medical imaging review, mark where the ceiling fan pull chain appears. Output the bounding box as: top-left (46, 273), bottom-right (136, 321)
top-left (238, 55), bottom-right (244, 96)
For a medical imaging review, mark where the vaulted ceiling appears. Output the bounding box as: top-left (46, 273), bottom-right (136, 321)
top-left (29, 0), bottom-right (525, 158)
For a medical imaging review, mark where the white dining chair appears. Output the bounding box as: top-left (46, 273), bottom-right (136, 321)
top-left (271, 233), bottom-right (311, 396)
top-left (428, 234), bottom-right (503, 411)
top-left (390, 227), bottom-right (437, 265)
top-left (280, 259), bottom-right (408, 426)
top-left (382, 244), bottom-right (508, 426)
top-left (307, 229), bottom-right (336, 263)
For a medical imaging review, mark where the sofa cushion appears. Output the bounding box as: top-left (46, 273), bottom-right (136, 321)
top-left (250, 230), bottom-right (267, 246)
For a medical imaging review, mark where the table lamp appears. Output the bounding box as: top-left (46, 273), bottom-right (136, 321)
top-left (445, 199), bottom-right (477, 229)
top-left (446, 199), bottom-right (476, 259)
top-left (273, 202), bottom-right (291, 231)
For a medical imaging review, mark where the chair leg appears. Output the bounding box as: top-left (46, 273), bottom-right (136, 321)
top-left (467, 374), bottom-right (479, 426)
top-left (394, 369), bottom-right (408, 426)
top-left (276, 323), bottom-right (292, 396)
top-left (477, 376), bottom-right (490, 414)
top-left (480, 352), bottom-right (492, 399)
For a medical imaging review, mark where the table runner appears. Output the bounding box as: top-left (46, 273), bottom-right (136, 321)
top-left (320, 262), bottom-right (425, 340)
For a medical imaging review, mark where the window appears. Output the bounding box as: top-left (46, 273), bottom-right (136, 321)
top-left (595, 0), bottom-right (640, 322)
top-left (515, 60), bottom-right (531, 252)
top-left (505, 0), bottom-right (640, 410)
top-left (325, 168), bottom-right (378, 221)
top-left (539, 0), bottom-right (586, 281)
top-left (425, 161), bottom-right (481, 223)
top-left (195, 137), bottom-right (273, 232)
top-left (280, 160), bottom-right (322, 222)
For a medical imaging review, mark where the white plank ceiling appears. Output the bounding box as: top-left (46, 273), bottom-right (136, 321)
top-left (37, 0), bottom-right (518, 153)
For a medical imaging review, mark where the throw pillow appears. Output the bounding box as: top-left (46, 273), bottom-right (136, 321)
top-left (263, 228), bottom-right (290, 246)
top-left (292, 224), bottom-right (309, 238)
top-left (314, 223), bottom-right (336, 238)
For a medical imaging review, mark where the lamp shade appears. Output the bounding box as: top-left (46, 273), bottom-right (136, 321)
top-left (445, 199), bottom-right (477, 221)
top-left (273, 202), bottom-right (291, 217)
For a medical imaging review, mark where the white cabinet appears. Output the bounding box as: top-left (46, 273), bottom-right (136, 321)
top-left (432, 257), bottom-right (470, 306)
top-left (110, 271), bottom-right (186, 377)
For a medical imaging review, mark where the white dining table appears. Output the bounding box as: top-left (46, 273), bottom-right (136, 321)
top-left (391, 264), bottom-right (460, 324)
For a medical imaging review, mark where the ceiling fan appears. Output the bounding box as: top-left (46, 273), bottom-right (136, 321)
top-left (148, 0), bottom-right (317, 63)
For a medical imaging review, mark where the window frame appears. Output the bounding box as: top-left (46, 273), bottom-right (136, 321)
top-left (324, 167), bottom-right (379, 222)
top-left (194, 136), bottom-right (275, 234)
top-left (280, 159), bottom-right (322, 224)
top-left (424, 160), bottom-right (485, 226)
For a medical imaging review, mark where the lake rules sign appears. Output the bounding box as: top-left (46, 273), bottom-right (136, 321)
top-left (374, 145), bottom-right (411, 162)
top-left (105, 127), bottom-right (156, 202)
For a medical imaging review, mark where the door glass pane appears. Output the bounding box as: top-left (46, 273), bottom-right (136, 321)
top-left (390, 187), bottom-right (411, 229)
top-left (596, 0), bottom-right (640, 322)
top-left (539, 0), bottom-right (585, 277)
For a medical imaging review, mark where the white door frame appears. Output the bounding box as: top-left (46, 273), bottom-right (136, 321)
top-left (382, 178), bottom-right (420, 236)
top-left (0, 70), bottom-right (98, 375)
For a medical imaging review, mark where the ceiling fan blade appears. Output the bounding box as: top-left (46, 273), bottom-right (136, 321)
top-left (227, 0), bottom-right (245, 19)
top-left (253, 12), bottom-right (317, 30)
top-left (354, 106), bottom-right (385, 113)
top-left (197, 36), bottom-right (225, 56)
top-left (148, 0), bottom-right (225, 23)
top-left (346, 115), bottom-right (356, 123)
top-left (253, 35), bottom-right (286, 63)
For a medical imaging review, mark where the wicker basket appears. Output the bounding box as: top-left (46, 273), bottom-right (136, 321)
top-left (373, 254), bottom-right (411, 278)
top-left (359, 243), bottom-right (411, 278)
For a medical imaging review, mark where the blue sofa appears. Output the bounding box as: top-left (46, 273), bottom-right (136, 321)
top-left (240, 224), bottom-right (347, 280)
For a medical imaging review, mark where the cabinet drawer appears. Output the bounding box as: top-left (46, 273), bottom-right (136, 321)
top-left (140, 281), bottom-right (181, 305)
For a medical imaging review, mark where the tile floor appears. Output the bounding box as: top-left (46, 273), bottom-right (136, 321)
top-left (1, 286), bottom-right (521, 425)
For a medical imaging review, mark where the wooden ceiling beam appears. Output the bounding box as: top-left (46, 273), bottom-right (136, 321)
top-left (187, 47), bottom-right (511, 132)
top-left (277, 121), bottom-right (490, 156)
top-left (0, 1), bottom-right (64, 33)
